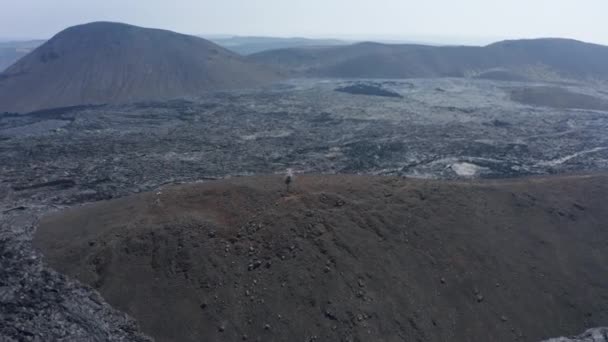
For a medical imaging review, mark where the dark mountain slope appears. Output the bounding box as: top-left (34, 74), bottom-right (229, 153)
top-left (35, 173), bottom-right (608, 342)
top-left (0, 22), bottom-right (280, 113)
top-left (250, 38), bottom-right (608, 80)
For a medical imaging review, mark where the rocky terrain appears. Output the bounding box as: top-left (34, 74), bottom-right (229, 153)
top-left (1, 208), bottom-right (153, 342)
top-left (1, 77), bottom-right (608, 341)
top-left (543, 328), bottom-right (608, 342)
top-left (33, 173), bottom-right (608, 342)
top-left (0, 22), bottom-right (280, 113)
top-left (2, 78), bottom-right (608, 202)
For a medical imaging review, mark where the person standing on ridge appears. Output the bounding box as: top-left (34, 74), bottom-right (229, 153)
top-left (285, 168), bottom-right (294, 192)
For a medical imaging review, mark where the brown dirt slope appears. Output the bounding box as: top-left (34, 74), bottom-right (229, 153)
top-left (0, 22), bottom-right (280, 113)
top-left (34, 174), bottom-right (608, 342)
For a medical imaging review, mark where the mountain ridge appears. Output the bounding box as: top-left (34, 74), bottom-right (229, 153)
top-left (249, 37), bottom-right (608, 81)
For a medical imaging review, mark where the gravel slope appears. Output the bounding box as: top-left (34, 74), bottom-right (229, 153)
top-left (35, 173), bottom-right (608, 342)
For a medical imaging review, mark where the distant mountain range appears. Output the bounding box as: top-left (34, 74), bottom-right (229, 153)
top-left (250, 38), bottom-right (608, 81)
top-left (0, 36), bottom-right (352, 71)
top-left (2, 21), bottom-right (608, 113)
top-left (0, 22), bottom-right (279, 113)
top-left (206, 36), bottom-right (352, 55)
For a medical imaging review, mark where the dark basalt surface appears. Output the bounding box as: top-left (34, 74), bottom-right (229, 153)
top-left (335, 83), bottom-right (403, 97)
top-left (2, 77), bottom-right (608, 341)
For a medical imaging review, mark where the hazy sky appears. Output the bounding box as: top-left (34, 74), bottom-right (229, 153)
top-left (1, 0), bottom-right (607, 45)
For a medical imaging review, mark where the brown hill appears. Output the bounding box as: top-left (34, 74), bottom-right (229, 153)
top-left (249, 38), bottom-right (608, 81)
top-left (35, 173), bottom-right (608, 342)
top-left (0, 22), bottom-right (280, 113)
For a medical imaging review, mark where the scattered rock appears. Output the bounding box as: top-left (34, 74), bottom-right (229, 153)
top-left (324, 310), bottom-right (338, 321)
top-left (542, 327), bottom-right (608, 342)
top-left (0, 211), bottom-right (153, 341)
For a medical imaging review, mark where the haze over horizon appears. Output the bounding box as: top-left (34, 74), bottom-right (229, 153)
top-left (0, 0), bottom-right (607, 46)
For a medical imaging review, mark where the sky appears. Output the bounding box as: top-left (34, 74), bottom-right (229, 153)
top-left (1, 0), bottom-right (607, 45)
